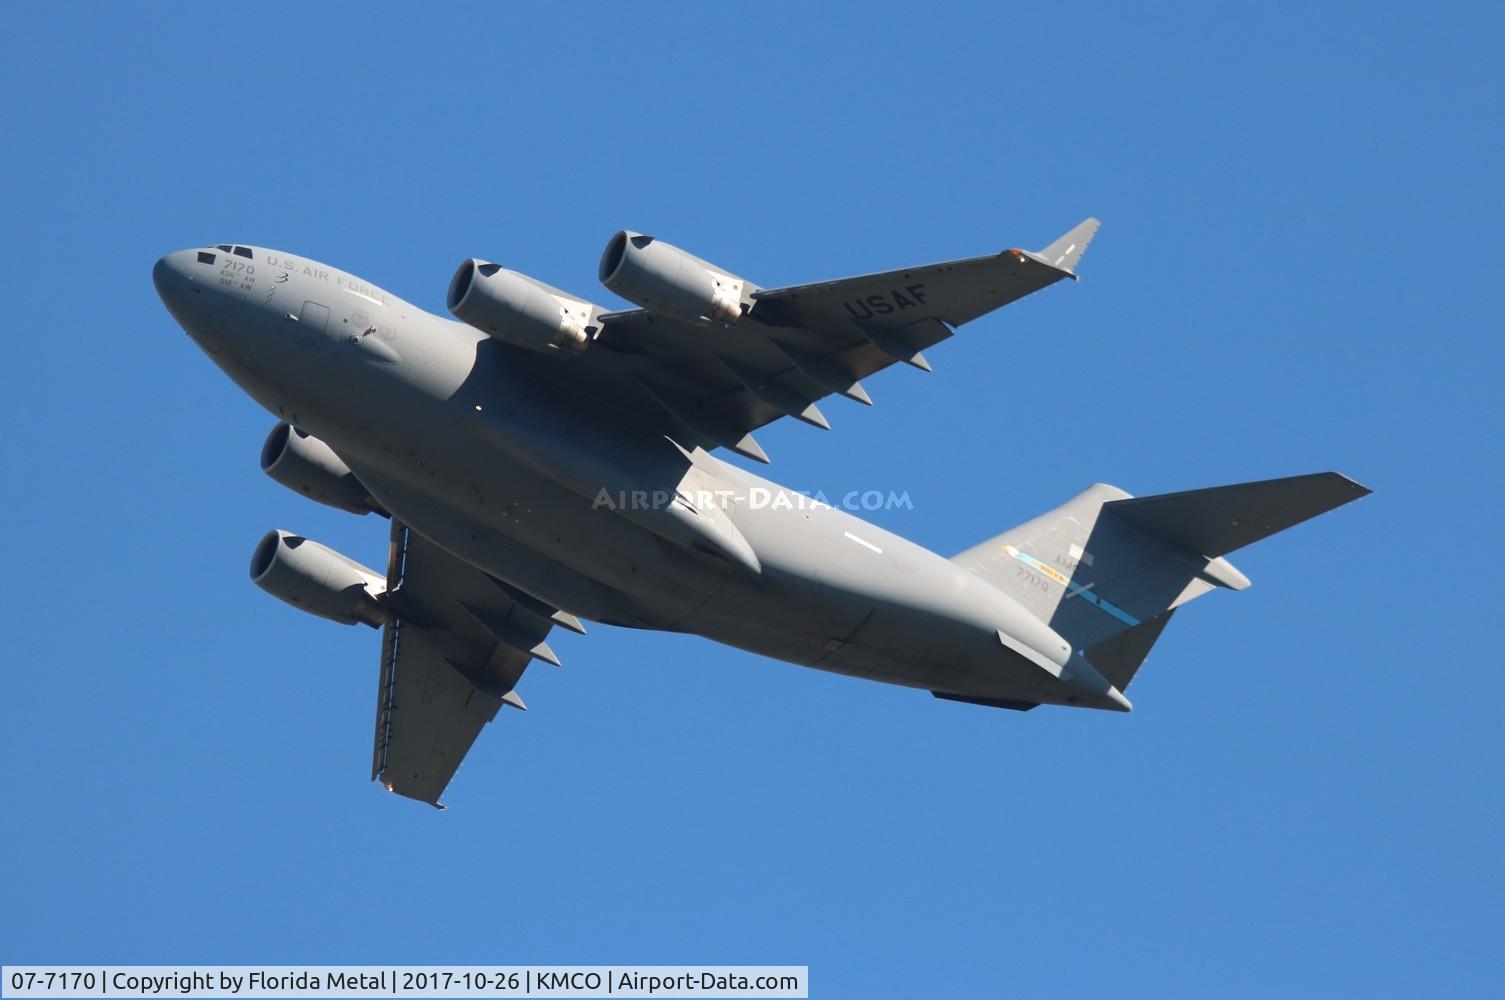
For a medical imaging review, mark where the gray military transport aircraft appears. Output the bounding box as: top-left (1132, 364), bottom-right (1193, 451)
top-left (153, 220), bottom-right (1368, 807)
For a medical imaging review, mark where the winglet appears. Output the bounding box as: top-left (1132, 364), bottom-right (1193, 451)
top-left (1033, 218), bottom-right (1100, 275)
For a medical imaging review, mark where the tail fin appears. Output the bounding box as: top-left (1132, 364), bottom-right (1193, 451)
top-left (950, 473), bottom-right (1370, 690)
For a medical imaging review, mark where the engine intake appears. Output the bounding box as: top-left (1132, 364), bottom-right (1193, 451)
top-left (448, 260), bottom-right (600, 354)
top-left (599, 231), bottom-right (749, 324)
top-left (261, 423), bottom-right (384, 515)
top-left (249, 530), bottom-right (388, 627)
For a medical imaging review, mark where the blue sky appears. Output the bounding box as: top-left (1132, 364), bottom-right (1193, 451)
top-left (2, 3), bottom-right (1501, 996)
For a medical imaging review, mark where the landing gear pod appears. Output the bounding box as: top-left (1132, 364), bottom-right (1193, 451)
top-left (598, 231), bottom-right (750, 324)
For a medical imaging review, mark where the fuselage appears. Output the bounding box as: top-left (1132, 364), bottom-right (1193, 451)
top-left (152, 244), bottom-right (1121, 711)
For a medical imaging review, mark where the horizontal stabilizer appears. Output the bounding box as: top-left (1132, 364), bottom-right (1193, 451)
top-left (1105, 472), bottom-right (1371, 558)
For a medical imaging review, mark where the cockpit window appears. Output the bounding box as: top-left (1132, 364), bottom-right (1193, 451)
top-left (233, 246), bottom-right (253, 259)
top-left (197, 251), bottom-right (217, 265)
top-left (216, 245), bottom-right (233, 252)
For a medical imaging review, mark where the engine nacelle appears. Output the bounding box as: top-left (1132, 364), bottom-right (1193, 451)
top-left (448, 260), bottom-right (601, 354)
top-left (260, 423), bottom-right (384, 515)
top-left (598, 231), bottom-right (749, 324)
top-left (249, 530), bottom-right (388, 627)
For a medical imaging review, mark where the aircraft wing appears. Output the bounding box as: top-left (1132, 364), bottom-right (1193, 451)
top-left (571, 218), bottom-right (1098, 464)
top-left (371, 520), bottom-right (583, 807)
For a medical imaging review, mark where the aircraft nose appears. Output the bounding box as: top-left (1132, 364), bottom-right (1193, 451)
top-left (152, 255), bottom-right (171, 296)
top-left (153, 250), bottom-right (201, 320)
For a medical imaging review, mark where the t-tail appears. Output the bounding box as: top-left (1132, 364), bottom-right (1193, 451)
top-left (947, 473), bottom-right (1371, 710)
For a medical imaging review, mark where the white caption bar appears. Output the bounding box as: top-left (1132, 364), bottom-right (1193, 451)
top-left (1, 968), bottom-right (808, 1000)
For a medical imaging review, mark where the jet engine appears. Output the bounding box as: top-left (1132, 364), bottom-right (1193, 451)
top-left (448, 260), bottom-right (601, 354)
top-left (598, 231), bottom-right (749, 324)
top-left (260, 423), bottom-right (384, 516)
top-left (249, 529), bottom-right (388, 627)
